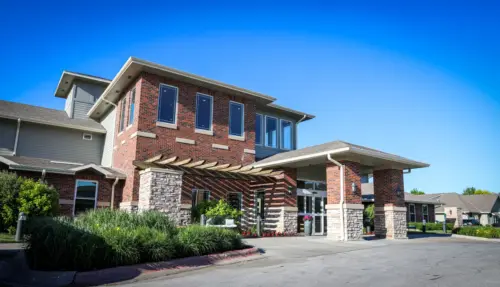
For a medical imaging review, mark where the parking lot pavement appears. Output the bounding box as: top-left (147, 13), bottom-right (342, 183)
top-left (122, 236), bottom-right (500, 287)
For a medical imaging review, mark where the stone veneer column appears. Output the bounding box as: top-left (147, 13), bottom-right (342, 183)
top-left (373, 169), bottom-right (407, 239)
top-left (326, 161), bottom-right (364, 241)
top-left (138, 168), bottom-right (191, 225)
top-left (272, 168), bottom-right (298, 234)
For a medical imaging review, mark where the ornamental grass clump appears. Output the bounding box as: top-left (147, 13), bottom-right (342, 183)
top-left (24, 209), bottom-right (243, 271)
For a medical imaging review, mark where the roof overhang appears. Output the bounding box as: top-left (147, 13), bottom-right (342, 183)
top-left (55, 71), bottom-right (111, 99)
top-left (259, 103), bottom-right (315, 122)
top-left (88, 57), bottom-right (277, 119)
top-left (253, 146), bottom-right (429, 170)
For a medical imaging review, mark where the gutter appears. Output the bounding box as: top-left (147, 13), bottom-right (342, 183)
top-left (327, 154), bottom-right (346, 241)
top-left (12, 118), bottom-right (21, 155)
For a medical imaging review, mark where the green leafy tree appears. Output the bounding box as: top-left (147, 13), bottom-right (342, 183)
top-left (205, 199), bottom-right (243, 223)
top-left (463, 187), bottom-right (476, 195)
top-left (18, 179), bottom-right (59, 216)
top-left (363, 204), bottom-right (374, 227)
top-left (410, 188), bottom-right (425, 195)
top-left (0, 171), bottom-right (23, 232)
top-left (474, 189), bottom-right (493, 195)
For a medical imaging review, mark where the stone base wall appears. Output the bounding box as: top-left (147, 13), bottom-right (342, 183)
top-left (277, 207), bottom-right (298, 234)
top-left (119, 201), bottom-right (138, 212)
top-left (138, 168), bottom-right (186, 225)
top-left (326, 204), bottom-right (363, 241)
top-left (375, 206), bottom-right (407, 239)
top-left (179, 204), bottom-right (192, 226)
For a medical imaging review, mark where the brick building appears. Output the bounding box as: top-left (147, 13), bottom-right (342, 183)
top-left (0, 57), bottom-right (430, 240)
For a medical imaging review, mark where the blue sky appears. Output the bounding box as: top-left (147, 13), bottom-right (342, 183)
top-left (1, 1), bottom-right (499, 193)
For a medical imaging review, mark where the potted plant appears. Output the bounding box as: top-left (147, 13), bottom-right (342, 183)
top-left (304, 215), bottom-right (313, 236)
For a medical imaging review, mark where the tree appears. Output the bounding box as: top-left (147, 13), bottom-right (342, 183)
top-left (410, 188), bottom-right (425, 195)
top-left (463, 187), bottom-right (476, 195)
top-left (474, 189), bottom-right (493, 195)
top-left (363, 204), bottom-right (374, 227)
top-left (18, 179), bottom-right (59, 216)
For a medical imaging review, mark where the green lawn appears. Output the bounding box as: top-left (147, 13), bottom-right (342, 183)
top-left (408, 229), bottom-right (452, 234)
top-left (0, 233), bottom-right (16, 243)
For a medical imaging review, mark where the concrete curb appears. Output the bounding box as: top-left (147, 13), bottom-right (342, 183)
top-left (451, 234), bottom-right (500, 242)
top-left (73, 247), bottom-right (261, 286)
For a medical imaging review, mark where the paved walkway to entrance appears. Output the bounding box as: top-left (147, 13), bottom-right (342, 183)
top-left (123, 235), bottom-right (500, 287)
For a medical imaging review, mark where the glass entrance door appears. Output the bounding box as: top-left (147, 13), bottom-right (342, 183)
top-left (297, 188), bottom-right (327, 235)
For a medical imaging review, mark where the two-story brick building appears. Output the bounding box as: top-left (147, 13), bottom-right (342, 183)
top-left (0, 57), bottom-right (429, 240)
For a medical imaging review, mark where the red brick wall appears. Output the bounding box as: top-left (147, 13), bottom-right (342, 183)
top-left (134, 72), bottom-right (256, 165)
top-left (326, 161), bottom-right (362, 204)
top-left (406, 203), bottom-right (436, 223)
top-left (12, 170), bottom-right (122, 216)
top-left (373, 169), bottom-right (405, 207)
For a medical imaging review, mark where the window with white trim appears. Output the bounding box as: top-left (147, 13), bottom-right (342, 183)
top-left (255, 114), bottom-right (263, 145)
top-left (422, 204), bottom-right (429, 221)
top-left (119, 97), bottom-right (127, 132)
top-left (82, 133), bottom-right (92, 141)
top-left (280, 119), bottom-right (293, 150)
top-left (409, 204), bottom-right (416, 222)
top-left (192, 189), bottom-right (210, 207)
top-left (74, 180), bottom-right (98, 215)
top-left (265, 116), bottom-right (277, 148)
top-left (229, 101), bottom-right (244, 137)
top-left (158, 84), bottom-right (178, 124)
top-left (128, 88), bottom-right (136, 126)
top-left (227, 192), bottom-right (242, 212)
top-left (195, 93), bottom-right (213, 131)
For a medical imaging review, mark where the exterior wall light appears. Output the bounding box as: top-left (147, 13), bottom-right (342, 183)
top-left (396, 186), bottom-right (402, 196)
top-left (351, 182), bottom-right (356, 192)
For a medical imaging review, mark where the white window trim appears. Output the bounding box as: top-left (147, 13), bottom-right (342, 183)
top-left (192, 189), bottom-right (210, 207)
top-left (73, 179), bottom-right (99, 216)
top-left (157, 83), bottom-right (179, 125)
top-left (264, 115), bottom-right (278, 148)
top-left (82, 133), bottom-right (93, 141)
top-left (409, 203), bottom-right (416, 222)
top-left (280, 119), bottom-right (293, 150)
top-left (422, 204), bottom-right (429, 221)
top-left (128, 88), bottom-right (136, 127)
top-left (255, 113), bottom-right (263, 146)
top-left (195, 93), bottom-right (214, 132)
top-left (229, 101), bottom-right (245, 137)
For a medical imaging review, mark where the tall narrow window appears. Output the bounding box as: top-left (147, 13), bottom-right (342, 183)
top-left (265, 116), bottom-right (277, 148)
top-left (195, 93), bottom-right (213, 131)
top-left (255, 114), bottom-right (262, 145)
top-left (227, 192), bottom-right (242, 212)
top-left (158, 84), bottom-right (178, 124)
top-left (192, 189), bottom-right (210, 207)
top-left (280, 119), bottom-right (293, 150)
top-left (229, 101), bottom-right (244, 137)
top-left (119, 97), bottom-right (127, 132)
top-left (409, 204), bottom-right (416, 222)
top-left (422, 205), bottom-right (429, 221)
top-left (128, 88), bottom-right (136, 126)
top-left (74, 180), bottom-right (98, 215)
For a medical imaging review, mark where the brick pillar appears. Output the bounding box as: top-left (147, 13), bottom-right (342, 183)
top-left (326, 161), bottom-right (363, 241)
top-left (373, 169), bottom-right (407, 239)
top-left (274, 168), bottom-right (298, 234)
top-left (138, 168), bottom-right (190, 226)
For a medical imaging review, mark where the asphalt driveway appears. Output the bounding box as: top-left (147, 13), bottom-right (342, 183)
top-left (123, 235), bottom-right (500, 287)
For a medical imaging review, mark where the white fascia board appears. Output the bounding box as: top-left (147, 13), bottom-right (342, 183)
top-left (253, 147), bottom-right (350, 168)
top-left (349, 146), bottom-right (430, 168)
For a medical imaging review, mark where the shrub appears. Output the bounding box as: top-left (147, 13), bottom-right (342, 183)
top-left (18, 179), bottom-right (59, 217)
top-left (24, 209), bottom-right (242, 271)
top-left (205, 200), bottom-right (243, 223)
top-left (363, 204), bottom-right (374, 227)
top-left (408, 222), bottom-right (453, 231)
top-left (191, 200), bottom-right (217, 223)
top-left (455, 226), bottom-right (500, 238)
top-left (0, 171), bottom-right (23, 231)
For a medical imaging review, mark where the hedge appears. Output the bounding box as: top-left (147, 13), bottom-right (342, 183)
top-left (408, 222), bottom-right (453, 231)
top-left (24, 209), bottom-right (243, 271)
top-left (453, 226), bottom-right (500, 239)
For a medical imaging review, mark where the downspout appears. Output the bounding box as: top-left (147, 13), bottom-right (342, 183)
top-left (327, 154), bottom-right (346, 241)
top-left (12, 118), bottom-right (21, 155)
top-left (111, 177), bottom-right (119, 210)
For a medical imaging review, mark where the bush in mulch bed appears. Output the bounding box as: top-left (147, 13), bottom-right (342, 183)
top-left (23, 209), bottom-right (243, 271)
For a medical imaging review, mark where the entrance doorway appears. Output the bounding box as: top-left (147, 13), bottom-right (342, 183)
top-left (297, 183), bottom-right (327, 235)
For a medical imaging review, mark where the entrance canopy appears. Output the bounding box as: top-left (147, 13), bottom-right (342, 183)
top-left (253, 141), bottom-right (429, 181)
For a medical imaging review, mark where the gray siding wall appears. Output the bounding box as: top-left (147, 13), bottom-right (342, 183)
top-left (71, 81), bottom-right (106, 120)
top-left (0, 118), bottom-right (17, 151)
top-left (99, 107), bottom-right (116, 167)
top-left (64, 85), bottom-right (75, 118)
top-left (255, 109), bottom-right (297, 160)
top-left (16, 122), bottom-right (104, 164)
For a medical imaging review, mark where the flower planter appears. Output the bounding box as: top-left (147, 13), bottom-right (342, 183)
top-left (304, 220), bottom-right (312, 236)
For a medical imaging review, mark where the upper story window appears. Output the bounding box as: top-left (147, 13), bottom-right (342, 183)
top-left (119, 97), bottom-right (127, 132)
top-left (158, 84), bottom-right (178, 124)
top-left (128, 88), bottom-right (136, 126)
top-left (265, 116), bottom-right (278, 148)
top-left (196, 93), bottom-right (213, 131)
top-left (280, 119), bottom-right (293, 150)
top-left (255, 114), bottom-right (263, 145)
top-left (229, 101), bottom-right (244, 137)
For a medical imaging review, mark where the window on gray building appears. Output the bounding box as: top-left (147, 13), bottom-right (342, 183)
top-left (195, 93), bottom-right (213, 131)
top-left (280, 119), bottom-right (293, 150)
top-left (229, 101), bottom-right (244, 136)
top-left (158, 84), bottom-right (178, 124)
top-left (265, 116), bottom-right (277, 148)
top-left (255, 114), bottom-right (263, 145)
